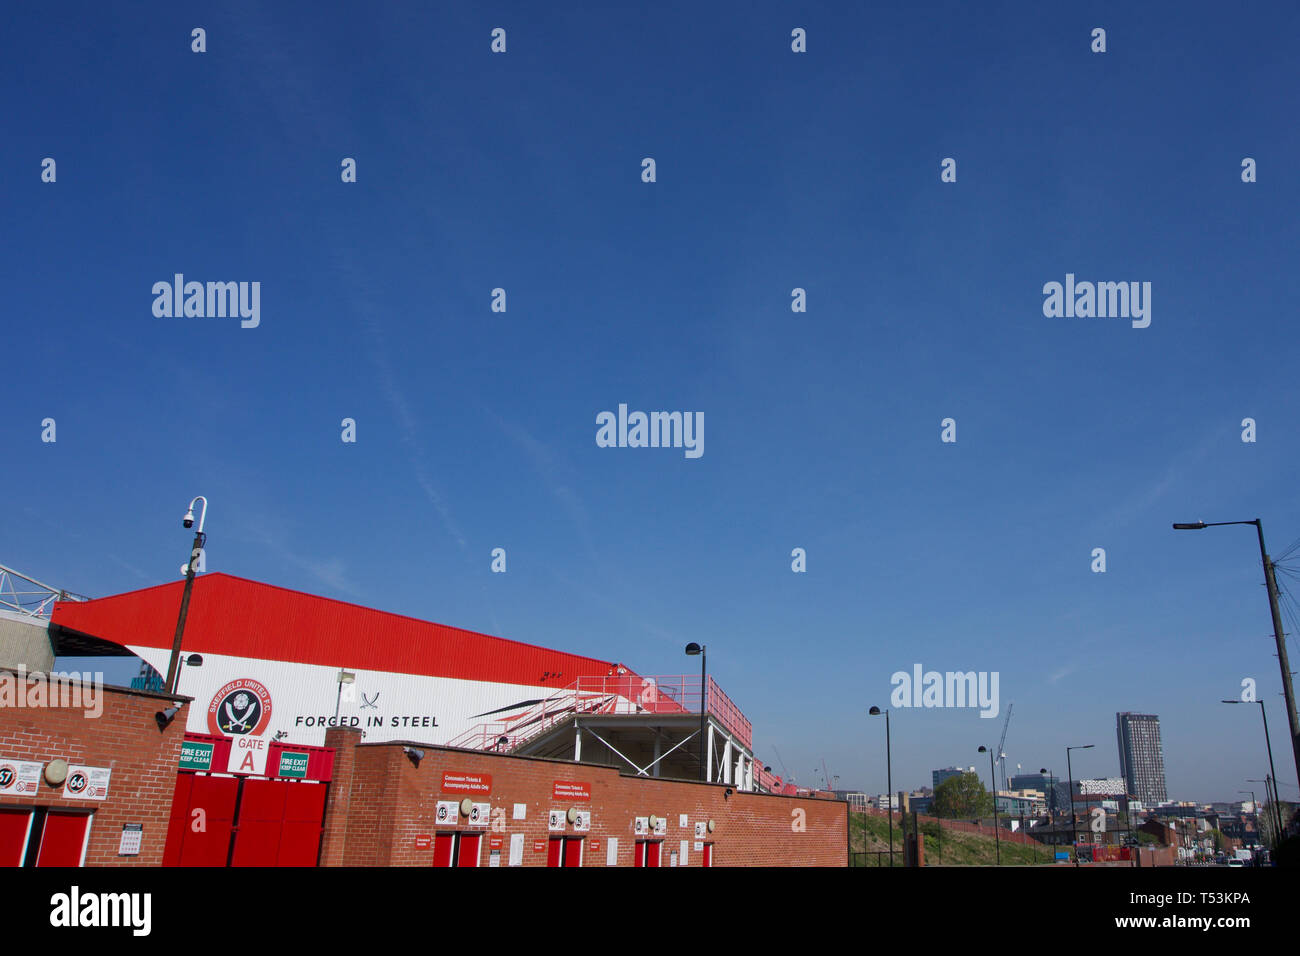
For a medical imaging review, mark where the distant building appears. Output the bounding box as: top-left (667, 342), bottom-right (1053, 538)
top-left (129, 659), bottom-right (164, 692)
top-left (932, 767), bottom-right (967, 790)
top-left (1011, 772), bottom-right (1061, 813)
top-left (996, 791), bottom-right (1044, 817)
top-left (1116, 712), bottom-right (1167, 806)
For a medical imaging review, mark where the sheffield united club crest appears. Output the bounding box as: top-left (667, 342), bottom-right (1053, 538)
top-left (207, 678), bottom-right (274, 737)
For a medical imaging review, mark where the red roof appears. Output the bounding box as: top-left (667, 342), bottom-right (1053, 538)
top-left (50, 573), bottom-right (626, 686)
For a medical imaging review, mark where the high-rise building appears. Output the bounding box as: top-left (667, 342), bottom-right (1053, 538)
top-left (932, 767), bottom-right (966, 790)
top-left (1116, 712), bottom-right (1168, 805)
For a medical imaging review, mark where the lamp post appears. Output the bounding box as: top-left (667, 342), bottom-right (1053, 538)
top-left (1239, 790), bottom-right (1259, 852)
top-left (175, 653), bottom-right (203, 696)
top-left (1175, 519), bottom-right (1300, 790)
top-left (1066, 744), bottom-right (1095, 867)
top-left (869, 706), bottom-right (893, 867)
top-left (978, 745), bottom-right (1001, 865)
top-left (1038, 767), bottom-right (1057, 820)
top-left (1248, 777), bottom-right (1283, 848)
top-left (685, 643), bottom-right (707, 782)
top-left (1222, 698), bottom-right (1284, 847)
top-left (165, 496), bottom-right (207, 694)
top-left (334, 670), bottom-right (355, 722)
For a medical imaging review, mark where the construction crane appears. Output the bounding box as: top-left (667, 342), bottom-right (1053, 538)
top-left (996, 703), bottom-right (1014, 792)
top-left (771, 745), bottom-right (792, 784)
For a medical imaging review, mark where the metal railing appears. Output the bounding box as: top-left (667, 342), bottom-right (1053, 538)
top-left (447, 673), bottom-right (753, 753)
top-left (0, 565), bottom-right (88, 619)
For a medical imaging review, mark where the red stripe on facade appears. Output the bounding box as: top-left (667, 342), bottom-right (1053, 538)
top-left (51, 573), bottom-right (629, 686)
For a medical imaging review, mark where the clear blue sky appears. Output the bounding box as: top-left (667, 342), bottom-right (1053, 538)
top-left (5, 2), bottom-right (1300, 804)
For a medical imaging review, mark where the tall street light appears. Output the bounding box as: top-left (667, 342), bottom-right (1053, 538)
top-left (1039, 767), bottom-right (1057, 820)
top-left (685, 643), bottom-right (707, 782)
top-left (165, 496), bottom-right (207, 694)
top-left (1247, 777), bottom-right (1283, 848)
top-left (869, 706), bottom-right (893, 867)
top-left (1238, 790), bottom-right (1259, 849)
top-left (1066, 744), bottom-right (1095, 867)
top-left (978, 745), bottom-right (1001, 865)
top-left (1221, 698), bottom-right (1284, 845)
top-left (1174, 519), bottom-right (1300, 789)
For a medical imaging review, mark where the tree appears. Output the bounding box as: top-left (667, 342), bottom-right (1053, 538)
top-left (932, 772), bottom-right (993, 819)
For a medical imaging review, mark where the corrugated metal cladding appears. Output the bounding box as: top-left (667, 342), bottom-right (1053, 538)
top-left (50, 573), bottom-right (626, 685)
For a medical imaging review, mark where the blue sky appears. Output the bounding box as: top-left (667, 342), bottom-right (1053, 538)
top-left (5, 2), bottom-right (1300, 803)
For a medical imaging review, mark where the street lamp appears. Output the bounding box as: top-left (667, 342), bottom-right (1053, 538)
top-left (334, 670), bottom-right (355, 722)
top-left (1238, 790), bottom-right (1259, 852)
top-left (1175, 519), bottom-right (1300, 790)
top-left (165, 496), bottom-right (207, 694)
top-left (1066, 744), bottom-right (1095, 867)
top-left (1222, 698), bottom-right (1285, 847)
top-left (175, 653), bottom-right (203, 695)
top-left (685, 643), bottom-right (707, 782)
top-left (1247, 777), bottom-right (1283, 849)
top-left (978, 745), bottom-right (1001, 865)
top-left (869, 706), bottom-right (893, 867)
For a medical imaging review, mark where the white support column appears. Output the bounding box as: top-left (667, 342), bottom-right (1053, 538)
top-left (706, 723), bottom-right (715, 783)
top-left (574, 721), bottom-right (582, 762)
top-left (722, 737), bottom-right (733, 785)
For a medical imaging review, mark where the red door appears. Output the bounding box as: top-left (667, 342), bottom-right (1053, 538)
top-left (457, 833), bottom-right (482, 867)
top-left (230, 778), bottom-right (286, 866)
top-left (165, 774), bottom-right (239, 866)
top-left (645, 841), bottom-right (662, 867)
top-left (0, 810), bottom-right (33, 866)
top-left (36, 812), bottom-right (91, 866)
top-left (433, 833), bottom-right (456, 867)
top-left (278, 782), bottom-right (327, 866)
top-left (563, 837), bottom-right (583, 867)
top-left (547, 837), bottom-right (564, 867)
top-left (228, 779), bottom-right (326, 867)
top-left (702, 843), bottom-right (713, 867)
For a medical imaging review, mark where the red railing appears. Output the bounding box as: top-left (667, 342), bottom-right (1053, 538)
top-left (446, 673), bottom-right (753, 753)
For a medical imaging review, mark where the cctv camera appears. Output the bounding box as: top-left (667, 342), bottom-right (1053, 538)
top-left (183, 511), bottom-right (194, 529)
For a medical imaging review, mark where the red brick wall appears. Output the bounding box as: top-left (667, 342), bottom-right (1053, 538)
top-left (324, 729), bottom-right (846, 867)
top-left (0, 670), bottom-right (188, 866)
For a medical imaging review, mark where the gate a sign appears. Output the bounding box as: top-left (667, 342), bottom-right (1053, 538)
top-left (226, 734), bottom-right (270, 775)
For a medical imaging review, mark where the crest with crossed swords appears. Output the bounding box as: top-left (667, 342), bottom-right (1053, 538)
top-left (222, 691), bottom-right (259, 733)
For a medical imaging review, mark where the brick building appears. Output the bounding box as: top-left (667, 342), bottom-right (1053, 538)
top-left (320, 727), bottom-right (845, 866)
top-left (1, 671), bottom-right (846, 867)
top-left (0, 668), bottom-right (188, 866)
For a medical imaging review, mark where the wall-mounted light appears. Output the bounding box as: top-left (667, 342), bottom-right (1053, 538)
top-left (155, 706), bottom-right (180, 731)
top-left (44, 758), bottom-right (69, 786)
top-left (566, 807), bottom-right (579, 824)
top-left (403, 747), bottom-right (424, 767)
top-left (459, 797), bottom-right (473, 817)
top-left (648, 814), bottom-right (659, 829)
top-left (707, 819), bottom-right (715, 833)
